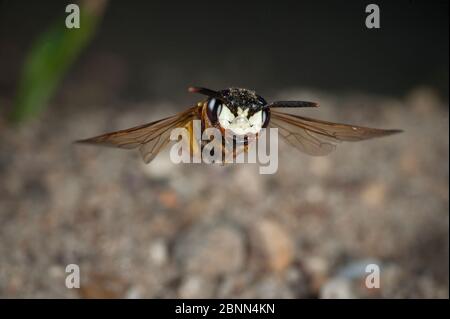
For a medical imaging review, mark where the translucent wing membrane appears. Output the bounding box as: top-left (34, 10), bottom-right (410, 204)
top-left (76, 106), bottom-right (199, 163)
top-left (270, 110), bottom-right (402, 156)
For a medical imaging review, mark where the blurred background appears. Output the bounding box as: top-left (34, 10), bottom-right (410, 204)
top-left (0, 0), bottom-right (448, 298)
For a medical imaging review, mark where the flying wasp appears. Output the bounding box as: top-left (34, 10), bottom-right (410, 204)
top-left (76, 87), bottom-right (402, 163)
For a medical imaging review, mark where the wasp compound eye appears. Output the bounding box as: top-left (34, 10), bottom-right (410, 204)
top-left (257, 95), bottom-right (267, 107)
top-left (262, 109), bottom-right (270, 128)
top-left (206, 98), bottom-right (222, 125)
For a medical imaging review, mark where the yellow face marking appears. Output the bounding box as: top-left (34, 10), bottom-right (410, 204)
top-left (219, 105), bottom-right (263, 135)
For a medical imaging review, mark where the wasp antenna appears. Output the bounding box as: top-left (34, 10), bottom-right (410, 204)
top-left (267, 101), bottom-right (319, 108)
top-left (188, 87), bottom-right (219, 97)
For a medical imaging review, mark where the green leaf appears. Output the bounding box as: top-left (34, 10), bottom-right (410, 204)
top-left (11, 8), bottom-right (100, 123)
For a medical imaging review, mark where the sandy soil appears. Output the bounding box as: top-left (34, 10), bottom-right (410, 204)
top-left (0, 86), bottom-right (448, 298)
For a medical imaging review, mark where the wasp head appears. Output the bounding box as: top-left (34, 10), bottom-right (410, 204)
top-left (190, 87), bottom-right (270, 136)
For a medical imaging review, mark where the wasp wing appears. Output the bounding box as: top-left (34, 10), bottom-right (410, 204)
top-left (269, 110), bottom-right (402, 156)
top-left (76, 106), bottom-right (200, 163)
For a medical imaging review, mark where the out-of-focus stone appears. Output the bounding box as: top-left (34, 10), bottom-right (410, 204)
top-left (309, 157), bottom-right (332, 177)
top-left (148, 238), bottom-right (169, 266)
top-left (305, 185), bottom-right (325, 203)
top-left (125, 286), bottom-right (143, 299)
top-left (361, 181), bottom-right (386, 207)
top-left (140, 150), bottom-right (178, 179)
top-left (231, 166), bottom-right (262, 200)
top-left (250, 219), bottom-right (295, 272)
top-left (285, 266), bottom-right (309, 298)
top-left (175, 224), bottom-right (246, 277)
top-left (78, 273), bottom-right (128, 299)
top-left (320, 259), bottom-right (383, 298)
top-left (399, 150), bottom-right (420, 175)
top-left (158, 191), bottom-right (178, 209)
top-left (216, 273), bottom-right (250, 298)
top-left (320, 278), bottom-right (355, 299)
top-left (303, 256), bottom-right (330, 294)
top-left (177, 275), bottom-right (215, 298)
top-left (241, 276), bottom-right (295, 298)
top-left (407, 87), bottom-right (441, 115)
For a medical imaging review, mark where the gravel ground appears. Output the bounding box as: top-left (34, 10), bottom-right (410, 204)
top-left (0, 86), bottom-right (448, 298)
